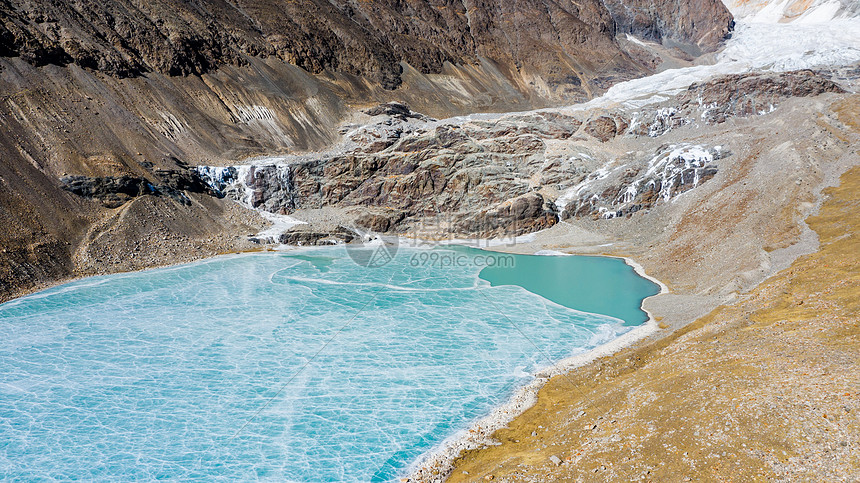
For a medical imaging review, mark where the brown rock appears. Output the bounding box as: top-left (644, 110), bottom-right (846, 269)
top-left (453, 193), bottom-right (558, 238)
top-left (585, 116), bottom-right (619, 143)
top-left (355, 212), bottom-right (406, 233)
top-left (603, 0), bottom-right (734, 53)
top-left (276, 226), bottom-right (356, 246)
top-left (680, 70), bottom-right (846, 124)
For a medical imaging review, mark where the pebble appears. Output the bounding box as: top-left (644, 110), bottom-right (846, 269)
top-left (549, 455), bottom-right (562, 466)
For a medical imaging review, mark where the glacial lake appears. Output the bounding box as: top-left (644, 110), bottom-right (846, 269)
top-left (0, 246), bottom-right (659, 481)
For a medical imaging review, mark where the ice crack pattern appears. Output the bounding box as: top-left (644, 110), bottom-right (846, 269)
top-left (0, 247), bottom-right (658, 482)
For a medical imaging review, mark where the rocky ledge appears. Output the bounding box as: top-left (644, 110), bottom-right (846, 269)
top-left (174, 70), bottom-right (842, 244)
top-left (61, 165), bottom-right (215, 208)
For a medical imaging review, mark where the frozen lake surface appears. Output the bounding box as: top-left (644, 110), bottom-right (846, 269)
top-left (0, 247), bottom-right (658, 481)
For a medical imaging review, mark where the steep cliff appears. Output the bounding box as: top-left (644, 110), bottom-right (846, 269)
top-left (1, 0), bottom-right (732, 92)
top-left (603, 0), bottom-right (734, 54)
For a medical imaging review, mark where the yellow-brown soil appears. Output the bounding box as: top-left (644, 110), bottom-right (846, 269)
top-left (447, 167), bottom-right (860, 481)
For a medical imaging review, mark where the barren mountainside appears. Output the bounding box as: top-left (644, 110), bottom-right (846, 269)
top-left (0, 0), bottom-right (733, 300)
top-left (1, 0), bottom-right (732, 88)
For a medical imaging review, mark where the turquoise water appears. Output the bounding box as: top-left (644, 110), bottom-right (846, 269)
top-left (476, 250), bottom-right (657, 326)
top-left (0, 247), bottom-right (658, 481)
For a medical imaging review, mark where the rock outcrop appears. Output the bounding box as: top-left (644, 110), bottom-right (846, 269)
top-left (624, 70), bottom-right (847, 137)
top-left (194, 107), bottom-right (588, 238)
top-left (183, 70), bottom-right (846, 243)
top-left (603, 0), bottom-right (734, 53)
top-left (560, 144), bottom-right (725, 220)
top-left (585, 116), bottom-right (629, 143)
top-left (678, 70), bottom-right (846, 123)
top-left (276, 225), bottom-right (356, 246)
top-left (453, 192), bottom-right (559, 238)
top-left (61, 166), bottom-right (214, 208)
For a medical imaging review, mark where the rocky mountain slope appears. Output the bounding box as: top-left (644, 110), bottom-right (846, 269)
top-left (1, 0), bottom-right (731, 92)
top-left (604, 0), bottom-right (734, 54)
top-left (0, 0), bottom-right (733, 300)
top-left (172, 70), bottom-right (841, 243)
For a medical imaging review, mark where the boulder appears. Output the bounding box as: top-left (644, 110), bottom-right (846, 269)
top-left (276, 226), bottom-right (356, 246)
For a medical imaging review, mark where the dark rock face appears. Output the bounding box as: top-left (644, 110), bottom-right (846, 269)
top-left (0, 0), bottom-right (731, 93)
top-left (60, 169), bottom-right (213, 208)
top-left (60, 176), bottom-right (202, 208)
top-left (61, 176), bottom-right (155, 207)
top-left (154, 168), bottom-right (215, 196)
top-left (364, 102), bottom-right (431, 121)
top-left (603, 0), bottom-right (734, 53)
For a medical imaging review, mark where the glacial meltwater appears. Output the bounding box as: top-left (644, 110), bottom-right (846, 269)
top-left (0, 246), bottom-right (659, 481)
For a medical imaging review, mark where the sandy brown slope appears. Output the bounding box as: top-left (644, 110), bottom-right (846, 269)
top-left (446, 170), bottom-right (860, 479)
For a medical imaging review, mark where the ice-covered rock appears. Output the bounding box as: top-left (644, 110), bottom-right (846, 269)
top-left (561, 144), bottom-right (725, 220)
top-left (194, 166), bottom-right (238, 198)
top-left (196, 164), bottom-right (296, 213)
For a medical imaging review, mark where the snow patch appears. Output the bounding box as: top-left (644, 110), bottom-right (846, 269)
top-left (625, 33), bottom-right (649, 47)
top-left (196, 163), bottom-right (305, 242)
top-left (563, 14), bottom-right (860, 109)
top-left (254, 212), bottom-right (307, 244)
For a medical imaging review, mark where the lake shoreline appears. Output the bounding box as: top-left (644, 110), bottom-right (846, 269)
top-left (1, 238), bottom-right (669, 483)
top-left (403, 246), bottom-right (670, 482)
